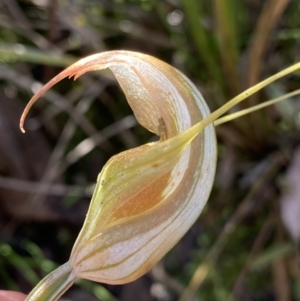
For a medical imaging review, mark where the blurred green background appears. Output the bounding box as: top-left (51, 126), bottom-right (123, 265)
top-left (0, 0), bottom-right (300, 300)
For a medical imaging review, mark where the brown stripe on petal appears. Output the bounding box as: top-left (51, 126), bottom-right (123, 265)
top-left (74, 160), bottom-right (201, 283)
top-left (108, 171), bottom-right (171, 225)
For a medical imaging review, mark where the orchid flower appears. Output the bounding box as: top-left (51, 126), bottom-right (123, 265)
top-left (20, 51), bottom-right (300, 301)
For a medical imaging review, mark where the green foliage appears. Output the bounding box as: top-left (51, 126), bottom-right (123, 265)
top-left (0, 1), bottom-right (299, 301)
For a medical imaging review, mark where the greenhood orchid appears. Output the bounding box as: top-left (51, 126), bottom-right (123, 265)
top-left (20, 51), bottom-right (300, 301)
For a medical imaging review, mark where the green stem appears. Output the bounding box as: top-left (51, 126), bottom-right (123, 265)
top-left (192, 61), bottom-right (300, 133)
top-left (0, 43), bottom-right (76, 67)
top-left (214, 88), bottom-right (300, 126)
top-left (25, 261), bottom-right (76, 301)
top-left (182, 0), bottom-right (223, 87)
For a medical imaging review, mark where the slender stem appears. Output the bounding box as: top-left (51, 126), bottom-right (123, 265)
top-left (214, 88), bottom-right (300, 126)
top-left (213, 0), bottom-right (240, 95)
top-left (0, 43), bottom-right (76, 67)
top-left (25, 261), bottom-right (76, 301)
top-left (184, 61), bottom-right (300, 138)
top-left (172, 61), bottom-right (300, 149)
top-left (182, 0), bottom-right (223, 87)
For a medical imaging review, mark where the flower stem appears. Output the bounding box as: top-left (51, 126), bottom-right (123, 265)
top-left (25, 261), bottom-right (75, 301)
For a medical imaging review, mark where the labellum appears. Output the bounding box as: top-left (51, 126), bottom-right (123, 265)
top-left (20, 51), bottom-right (300, 301)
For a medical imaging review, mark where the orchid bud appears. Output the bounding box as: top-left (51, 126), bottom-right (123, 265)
top-left (20, 51), bottom-right (300, 301)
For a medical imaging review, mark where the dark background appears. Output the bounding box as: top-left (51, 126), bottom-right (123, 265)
top-left (0, 0), bottom-right (300, 300)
